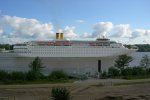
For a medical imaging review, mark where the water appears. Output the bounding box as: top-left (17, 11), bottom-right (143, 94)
top-left (0, 52), bottom-right (149, 73)
top-left (130, 52), bottom-right (150, 66)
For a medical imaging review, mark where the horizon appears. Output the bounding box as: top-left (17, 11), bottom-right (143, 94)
top-left (0, 0), bottom-right (150, 44)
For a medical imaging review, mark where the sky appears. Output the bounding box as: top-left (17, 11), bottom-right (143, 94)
top-left (0, 0), bottom-right (150, 44)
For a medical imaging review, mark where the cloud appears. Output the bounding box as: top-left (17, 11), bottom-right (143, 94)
top-left (0, 23), bottom-right (3, 35)
top-left (111, 24), bottom-right (132, 38)
top-left (0, 37), bottom-right (28, 44)
top-left (80, 32), bottom-right (92, 38)
top-left (142, 38), bottom-right (150, 44)
top-left (80, 21), bottom-right (149, 44)
top-left (0, 15), bottom-right (149, 44)
top-left (131, 29), bottom-right (146, 39)
top-left (145, 30), bottom-right (150, 36)
top-left (62, 26), bottom-right (77, 39)
top-left (76, 20), bottom-right (85, 23)
top-left (0, 15), bottom-right (54, 41)
top-left (92, 22), bottom-right (113, 38)
top-left (0, 15), bottom-right (80, 43)
top-left (88, 22), bottom-right (147, 40)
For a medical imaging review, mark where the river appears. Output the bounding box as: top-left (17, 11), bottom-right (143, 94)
top-left (130, 52), bottom-right (150, 66)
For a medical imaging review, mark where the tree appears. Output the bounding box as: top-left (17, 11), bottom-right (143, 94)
top-left (28, 57), bottom-right (44, 79)
top-left (140, 55), bottom-right (150, 68)
top-left (114, 54), bottom-right (133, 70)
top-left (0, 44), bottom-right (13, 50)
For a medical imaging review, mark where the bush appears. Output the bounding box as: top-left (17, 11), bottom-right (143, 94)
top-left (51, 87), bottom-right (71, 100)
top-left (146, 68), bottom-right (150, 74)
top-left (121, 67), bottom-right (132, 76)
top-left (0, 70), bottom-right (9, 81)
top-left (132, 67), bottom-right (146, 76)
top-left (25, 71), bottom-right (37, 81)
top-left (48, 70), bottom-right (68, 81)
top-left (101, 71), bottom-right (108, 79)
top-left (9, 71), bottom-right (26, 81)
top-left (121, 66), bottom-right (149, 79)
top-left (0, 71), bottom-right (27, 84)
top-left (108, 67), bottom-right (120, 77)
top-left (26, 70), bottom-right (45, 81)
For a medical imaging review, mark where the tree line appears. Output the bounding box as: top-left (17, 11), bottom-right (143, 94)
top-left (0, 44), bottom-right (13, 50)
top-left (101, 54), bottom-right (150, 79)
top-left (125, 44), bottom-right (150, 52)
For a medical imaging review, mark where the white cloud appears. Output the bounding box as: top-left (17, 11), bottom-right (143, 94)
top-left (131, 29), bottom-right (146, 39)
top-left (111, 24), bottom-right (132, 38)
top-left (0, 24), bottom-right (3, 35)
top-left (145, 30), bottom-right (150, 36)
top-left (76, 20), bottom-right (85, 23)
top-left (80, 32), bottom-right (92, 38)
top-left (62, 26), bottom-right (77, 39)
top-left (84, 22), bottom-right (149, 44)
top-left (143, 39), bottom-right (150, 43)
top-left (0, 15), bottom-right (54, 42)
top-left (0, 37), bottom-right (28, 44)
top-left (92, 22), bottom-right (113, 38)
top-left (0, 15), bottom-right (80, 43)
top-left (0, 23), bottom-right (4, 36)
top-left (0, 15), bottom-right (149, 44)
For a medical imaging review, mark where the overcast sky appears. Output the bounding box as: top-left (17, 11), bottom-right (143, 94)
top-left (0, 0), bottom-right (150, 44)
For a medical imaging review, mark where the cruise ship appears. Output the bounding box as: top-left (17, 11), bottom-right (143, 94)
top-left (5, 33), bottom-right (135, 58)
top-left (0, 33), bottom-right (137, 75)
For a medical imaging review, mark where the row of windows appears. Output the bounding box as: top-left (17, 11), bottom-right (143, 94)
top-left (15, 49), bottom-right (124, 55)
top-left (15, 47), bottom-right (123, 52)
top-left (26, 45), bottom-right (119, 47)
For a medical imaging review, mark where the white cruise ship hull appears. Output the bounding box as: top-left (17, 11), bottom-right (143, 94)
top-left (0, 47), bottom-right (136, 57)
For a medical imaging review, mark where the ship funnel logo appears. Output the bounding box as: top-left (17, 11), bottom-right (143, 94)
top-left (56, 33), bottom-right (64, 40)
